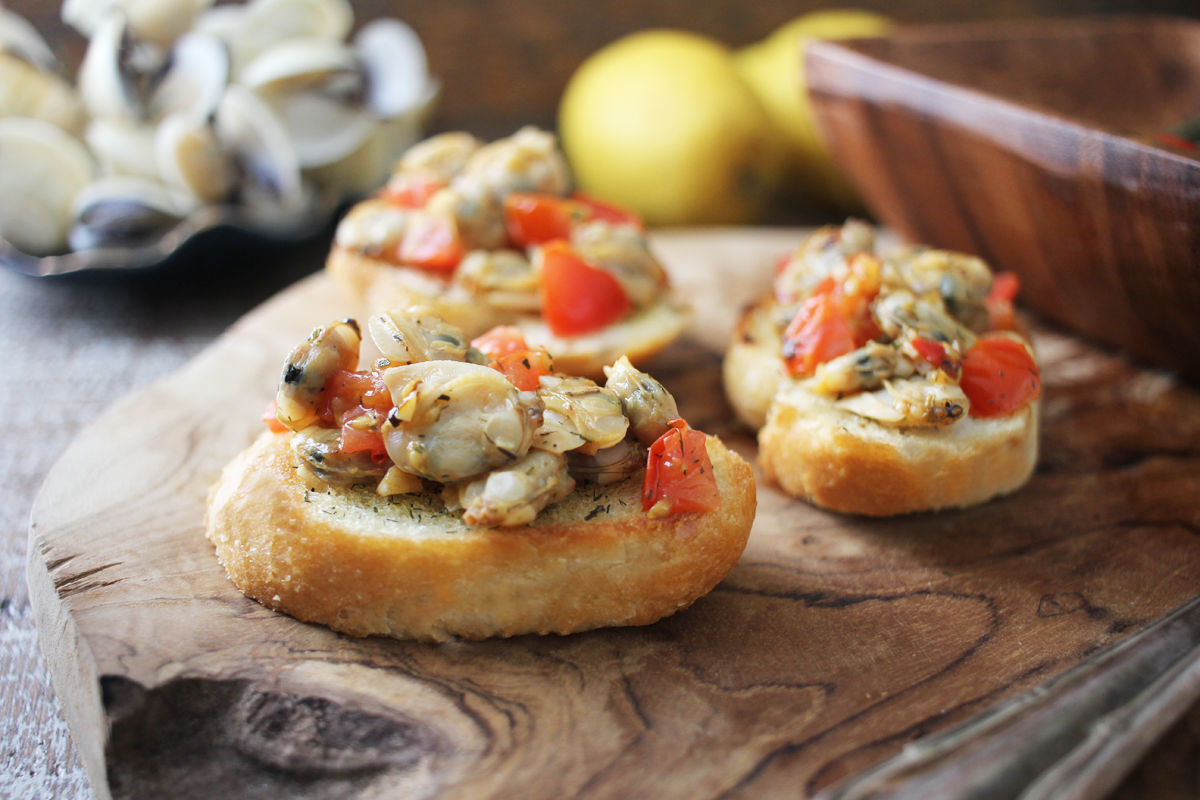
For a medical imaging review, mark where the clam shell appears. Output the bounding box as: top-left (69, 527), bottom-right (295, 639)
top-left (77, 12), bottom-right (167, 122)
top-left (85, 118), bottom-right (160, 178)
top-left (212, 0), bottom-right (353, 77)
top-left (68, 175), bottom-right (193, 250)
top-left (237, 37), bottom-right (357, 93)
top-left (156, 112), bottom-right (234, 204)
top-left (63, 0), bottom-right (216, 46)
top-left (214, 84), bottom-right (305, 216)
top-left (150, 31), bottom-right (228, 122)
top-left (0, 118), bottom-right (95, 255)
top-left (355, 18), bottom-right (430, 119)
top-left (0, 54), bottom-right (86, 134)
top-left (0, 6), bottom-right (59, 72)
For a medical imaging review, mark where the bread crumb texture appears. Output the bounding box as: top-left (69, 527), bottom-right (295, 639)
top-left (206, 431), bottom-right (755, 641)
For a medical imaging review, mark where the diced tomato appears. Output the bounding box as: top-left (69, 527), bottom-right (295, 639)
top-left (339, 409), bottom-right (389, 461)
top-left (490, 348), bottom-right (554, 391)
top-left (910, 336), bottom-right (958, 376)
top-left (571, 193), bottom-right (642, 228)
top-left (381, 171), bottom-right (445, 209)
top-left (985, 271), bottom-right (1021, 331)
top-left (539, 241), bottom-right (632, 337)
top-left (320, 369), bottom-right (392, 427)
top-left (504, 193), bottom-right (576, 247)
top-left (781, 278), bottom-right (856, 377)
top-left (472, 326), bottom-right (529, 361)
top-left (774, 252), bottom-right (794, 277)
top-left (262, 401), bottom-right (289, 433)
top-left (959, 335), bottom-right (1041, 417)
top-left (397, 213), bottom-right (463, 273)
top-left (643, 420), bottom-right (720, 516)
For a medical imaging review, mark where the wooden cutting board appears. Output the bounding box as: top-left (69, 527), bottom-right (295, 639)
top-left (28, 229), bottom-right (1200, 800)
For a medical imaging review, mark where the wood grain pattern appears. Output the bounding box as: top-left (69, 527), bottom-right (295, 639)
top-left (25, 229), bottom-right (1200, 800)
top-left (805, 17), bottom-right (1200, 381)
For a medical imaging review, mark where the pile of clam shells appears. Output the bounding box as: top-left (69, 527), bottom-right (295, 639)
top-left (0, 0), bottom-right (436, 258)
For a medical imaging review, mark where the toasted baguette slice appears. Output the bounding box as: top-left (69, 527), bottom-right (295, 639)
top-left (723, 295), bottom-right (785, 430)
top-left (328, 244), bottom-right (690, 380)
top-left (207, 431), bottom-right (755, 642)
top-left (758, 383), bottom-right (1039, 516)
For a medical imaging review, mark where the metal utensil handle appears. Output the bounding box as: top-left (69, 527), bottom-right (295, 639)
top-left (814, 593), bottom-right (1200, 800)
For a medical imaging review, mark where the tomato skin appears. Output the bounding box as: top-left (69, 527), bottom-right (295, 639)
top-left (381, 172), bottom-right (445, 209)
top-left (504, 193), bottom-right (643, 248)
top-left (339, 409), bottom-right (389, 461)
top-left (986, 271), bottom-right (1021, 331)
top-left (539, 241), bottom-right (632, 337)
top-left (397, 213), bottom-right (463, 273)
top-left (782, 279), bottom-right (856, 377)
top-left (320, 369), bottom-right (392, 427)
top-left (504, 194), bottom-right (576, 247)
top-left (960, 335), bottom-right (1041, 417)
top-left (642, 420), bottom-right (720, 515)
top-left (471, 326), bottom-right (529, 361)
top-left (490, 348), bottom-right (554, 391)
top-left (262, 401), bottom-right (289, 433)
top-left (571, 193), bottom-right (641, 228)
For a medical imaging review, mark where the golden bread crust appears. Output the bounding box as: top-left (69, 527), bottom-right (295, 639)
top-left (757, 385), bottom-right (1039, 516)
top-left (326, 244), bottom-right (690, 381)
top-left (206, 431), bottom-right (755, 641)
top-left (723, 296), bottom-right (784, 430)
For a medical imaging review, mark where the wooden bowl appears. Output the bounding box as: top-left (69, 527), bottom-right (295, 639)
top-left (806, 17), bottom-right (1200, 382)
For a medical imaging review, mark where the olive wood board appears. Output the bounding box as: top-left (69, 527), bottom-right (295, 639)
top-left (27, 228), bottom-right (1200, 800)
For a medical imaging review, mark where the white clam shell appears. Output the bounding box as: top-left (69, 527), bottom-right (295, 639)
top-left (156, 112), bottom-right (234, 204)
top-left (151, 31), bottom-right (228, 122)
top-left (266, 90), bottom-right (376, 169)
top-left (214, 84), bottom-right (305, 214)
top-left (237, 38), bottom-right (357, 93)
top-left (216, 0), bottom-right (353, 78)
top-left (304, 112), bottom-right (424, 195)
top-left (354, 18), bottom-right (430, 119)
top-left (77, 13), bottom-right (168, 122)
top-left (0, 54), bottom-right (86, 134)
top-left (71, 174), bottom-right (195, 218)
top-left (85, 118), bottom-right (160, 179)
top-left (63, 0), bottom-right (215, 46)
top-left (0, 6), bottom-right (59, 72)
top-left (68, 174), bottom-right (197, 250)
top-left (0, 118), bottom-right (95, 255)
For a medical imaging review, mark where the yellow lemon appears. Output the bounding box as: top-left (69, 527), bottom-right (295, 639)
top-left (559, 30), bottom-right (785, 226)
top-left (734, 10), bottom-right (894, 211)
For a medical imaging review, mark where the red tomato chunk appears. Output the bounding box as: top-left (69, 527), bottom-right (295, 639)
top-left (643, 420), bottom-right (720, 515)
top-left (960, 335), bottom-right (1041, 417)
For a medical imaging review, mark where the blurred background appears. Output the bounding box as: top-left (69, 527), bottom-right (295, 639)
top-left (9, 0), bottom-right (1200, 141)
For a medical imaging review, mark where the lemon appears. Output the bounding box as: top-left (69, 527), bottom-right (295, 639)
top-left (559, 30), bottom-right (785, 226)
top-left (734, 10), bottom-right (893, 211)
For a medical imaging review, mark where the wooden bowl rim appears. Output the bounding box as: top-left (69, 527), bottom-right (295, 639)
top-left (806, 16), bottom-right (1200, 174)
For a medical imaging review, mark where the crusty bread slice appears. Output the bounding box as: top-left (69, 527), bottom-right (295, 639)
top-left (327, 244), bottom-right (690, 380)
top-left (206, 431), bottom-right (755, 642)
top-left (758, 384), bottom-right (1039, 516)
top-left (723, 295), bottom-right (785, 431)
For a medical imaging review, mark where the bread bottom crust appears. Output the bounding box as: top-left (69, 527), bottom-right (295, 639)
top-left (206, 432), bottom-right (755, 641)
top-left (758, 387), bottom-right (1039, 516)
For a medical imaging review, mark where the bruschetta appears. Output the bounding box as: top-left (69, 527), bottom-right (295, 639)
top-left (724, 220), bottom-right (1040, 516)
top-left (326, 126), bottom-right (689, 379)
top-left (207, 308), bottom-right (755, 641)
